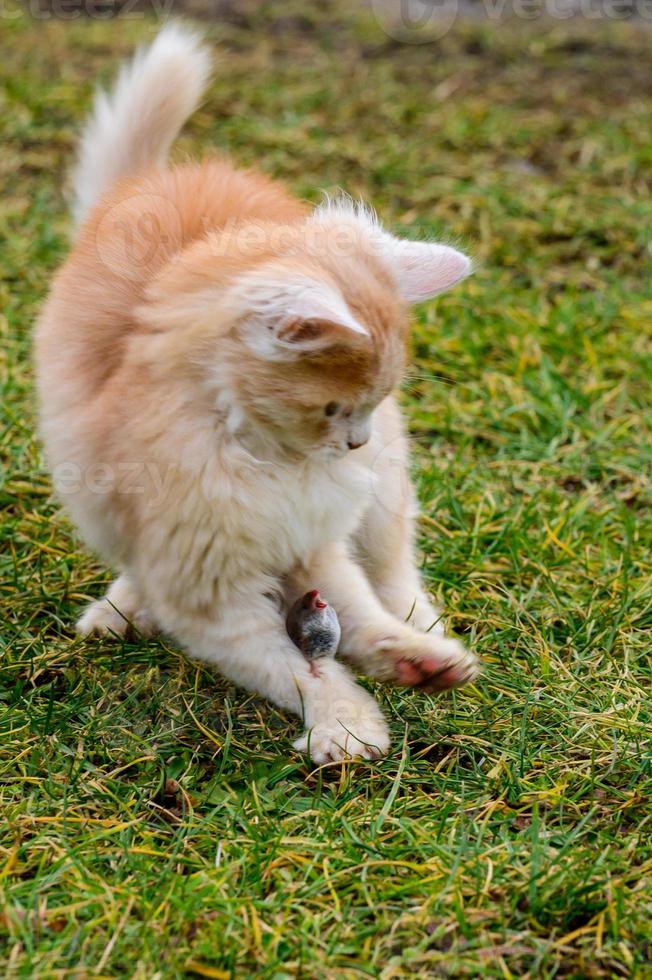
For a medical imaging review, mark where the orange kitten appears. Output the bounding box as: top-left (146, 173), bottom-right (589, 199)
top-left (35, 25), bottom-right (478, 763)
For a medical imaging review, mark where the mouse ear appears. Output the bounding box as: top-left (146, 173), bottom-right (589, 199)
top-left (231, 270), bottom-right (369, 359)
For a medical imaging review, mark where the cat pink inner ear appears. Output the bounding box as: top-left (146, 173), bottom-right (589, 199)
top-left (384, 239), bottom-right (472, 303)
top-left (235, 273), bottom-right (368, 357)
top-left (281, 284), bottom-right (368, 343)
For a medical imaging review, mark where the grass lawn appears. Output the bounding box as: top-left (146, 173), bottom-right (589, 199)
top-left (1, 1), bottom-right (651, 976)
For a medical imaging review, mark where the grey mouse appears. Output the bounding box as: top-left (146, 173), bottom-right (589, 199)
top-left (286, 590), bottom-right (341, 661)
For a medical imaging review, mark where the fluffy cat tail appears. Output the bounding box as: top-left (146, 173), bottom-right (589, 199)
top-left (71, 24), bottom-right (212, 226)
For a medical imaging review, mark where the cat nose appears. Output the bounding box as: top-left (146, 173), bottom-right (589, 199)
top-left (347, 417), bottom-right (372, 451)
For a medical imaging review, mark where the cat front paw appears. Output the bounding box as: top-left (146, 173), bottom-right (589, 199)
top-left (293, 711), bottom-right (390, 765)
top-left (76, 598), bottom-right (156, 639)
top-left (377, 633), bottom-right (479, 692)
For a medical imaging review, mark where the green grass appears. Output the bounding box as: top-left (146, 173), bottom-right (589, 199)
top-left (1, 1), bottom-right (651, 976)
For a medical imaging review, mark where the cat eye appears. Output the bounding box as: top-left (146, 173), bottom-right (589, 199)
top-left (324, 401), bottom-right (340, 417)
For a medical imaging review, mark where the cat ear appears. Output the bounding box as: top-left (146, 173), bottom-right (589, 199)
top-left (310, 197), bottom-right (471, 303)
top-left (232, 273), bottom-right (368, 359)
top-left (381, 237), bottom-right (472, 303)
